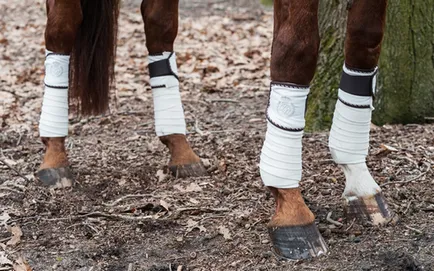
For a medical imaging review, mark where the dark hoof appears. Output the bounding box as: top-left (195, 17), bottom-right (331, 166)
top-left (168, 162), bottom-right (208, 178)
top-left (344, 192), bottom-right (398, 226)
top-left (268, 223), bottom-right (328, 260)
top-left (35, 167), bottom-right (74, 189)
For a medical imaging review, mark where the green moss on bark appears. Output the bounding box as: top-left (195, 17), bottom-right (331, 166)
top-left (373, 0), bottom-right (434, 125)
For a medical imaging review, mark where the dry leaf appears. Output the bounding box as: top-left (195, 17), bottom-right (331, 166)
top-left (13, 256), bottom-right (32, 271)
top-left (174, 183), bottom-right (202, 193)
top-left (0, 251), bottom-right (13, 266)
top-left (7, 225), bottom-right (23, 246)
top-left (159, 200), bottom-right (170, 211)
top-left (0, 212), bottom-right (11, 226)
top-left (186, 219), bottom-right (206, 233)
top-left (156, 169), bottom-right (168, 182)
top-left (218, 226), bottom-right (232, 240)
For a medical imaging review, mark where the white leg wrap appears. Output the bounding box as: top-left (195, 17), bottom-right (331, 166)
top-left (329, 65), bottom-right (378, 164)
top-left (148, 52), bottom-right (186, 136)
top-left (260, 83), bottom-right (309, 188)
top-left (39, 50), bottom-right (69, 137)
top-left (330, 64), bottom-right (382, 197)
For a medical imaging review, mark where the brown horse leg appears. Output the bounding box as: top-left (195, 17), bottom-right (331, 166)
top-left (36, 0), bottom-right (82, 188)
top-left (141, 0), bottom-right (207, 178)
top-left (264, 0), bottom-right (327, 260)
top-left (337, 0), bottom-right (396, 225)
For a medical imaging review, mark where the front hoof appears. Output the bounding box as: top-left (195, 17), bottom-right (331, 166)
top-left (35, 167), bottom-right (74, 189)
top-left (168, 162), bottom-right (208, 178)
top-left (268, 223), bottom-right (328, 260)
top-left (344, 192), bottom-right (398, 226)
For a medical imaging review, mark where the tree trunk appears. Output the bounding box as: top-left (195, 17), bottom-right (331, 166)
top-left (373, 0), bottom-right (434, 125)
top-left (306, 1), bottom-right (347, 131)
top-left (306, 1), bottom-right (434, 131)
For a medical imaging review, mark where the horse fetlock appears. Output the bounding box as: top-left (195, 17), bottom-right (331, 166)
top-left (37, 137), bottom-right (73, 188)
top-left (40, 137), bottom-right (69, 169)
top-left (268, 187), bottom-right (315, 227)
top-left (160, 134), bottom-right (203, 168)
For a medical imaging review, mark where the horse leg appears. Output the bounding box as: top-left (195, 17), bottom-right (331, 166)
top-left (35, 0), bottom-right (82, 188)
top-left (329, 0), bottom-right (395, 225)
top-left (141, 0), bottom-right (207, 178)
top-left (260, 0), bottom-right (327, 260)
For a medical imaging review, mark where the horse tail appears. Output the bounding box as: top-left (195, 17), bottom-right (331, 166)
top-left (70, 0), bottom-right (120, 115)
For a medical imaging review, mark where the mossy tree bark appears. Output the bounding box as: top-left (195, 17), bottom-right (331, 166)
top-left (373, 0), bottom-right (434, 125)
top-left (306, 0), bottom-right (434, 131)
top-left (306, 1), bottom-right (347, 131)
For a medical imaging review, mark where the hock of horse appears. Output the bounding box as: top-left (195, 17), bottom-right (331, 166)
top-left (35, 0), bottom-right (396, 262)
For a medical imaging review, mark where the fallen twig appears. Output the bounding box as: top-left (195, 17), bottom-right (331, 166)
top-left (42, 211), bottom-right (155, 222)
top-left (0, 186), bottom-right (24, 194)
top-left (207, 98), bottom-right (239, 103)
top-left (326, 211), bottom-right (343, 227)
top-left (102, 194), bottom-right (154, 207)
top-left (404, 225), bottom-right (423, 235)
top-left (0, 158), bottom-right (30, 183)
top-left (345, 218), bottom-right (356, 232)
top-left (381, 163), bottom-right (431, 187)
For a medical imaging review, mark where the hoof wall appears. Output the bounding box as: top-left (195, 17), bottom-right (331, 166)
top-left (168, 162), bottom-right (208, 178)
top-left (345, 192), bottom-right (398, 226)
top-left (35, 167), bottom-right (74, 189)
top-left (268, 223), bottom-right (328, 260)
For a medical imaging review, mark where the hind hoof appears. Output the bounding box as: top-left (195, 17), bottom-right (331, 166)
top-left (168, 162), bottom-right (208, 178)
top-left (344, 192), bottom-right (398, 226)
top-left (35, 167), bottom-right (74, 189)
top-left (268, 223), bottom-right (328, 260)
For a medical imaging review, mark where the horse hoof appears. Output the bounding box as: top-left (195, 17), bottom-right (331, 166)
top-left (35, 167), bottom-right (74, 189)
top-left (344, 192), bottom-right (398, 226)
top-left (168, 162), bottom-right (208, 178)
top-left (268, 223), bottom-right (328, 260)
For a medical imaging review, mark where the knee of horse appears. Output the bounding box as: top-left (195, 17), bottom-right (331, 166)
top-left (45, 1), bottom-right (83, 51)
top-left (141, 0), bottom-right (179, 53)
top-left (345, 25), bottom-right (385, 69)
top-left (271, 31), bottom-right (320, 85)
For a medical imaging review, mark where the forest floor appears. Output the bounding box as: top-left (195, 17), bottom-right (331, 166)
top-left (1, 0), bottom-right (433, 270)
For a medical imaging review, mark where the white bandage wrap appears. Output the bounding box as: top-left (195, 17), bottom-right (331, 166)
top-left (329, 65), bottom-right (377, 164)
top-left (39, 50), bottom-right (69, 137)
top-left (148, 52), bottom-right (186, 136)
top-left (260, 83), bottom-right (309, 188)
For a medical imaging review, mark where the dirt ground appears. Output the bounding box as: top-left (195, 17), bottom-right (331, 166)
top-left (1, 1), bottom-right (433, 270)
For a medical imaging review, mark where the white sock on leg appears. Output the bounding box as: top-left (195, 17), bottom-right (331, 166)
top-left (260, 82), bottom-right (309, 189)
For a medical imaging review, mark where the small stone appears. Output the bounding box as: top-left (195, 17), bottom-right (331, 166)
top-left (261, 239), bottom-right (269, 244)
top-left (245, 223), bottom-right (251, 229)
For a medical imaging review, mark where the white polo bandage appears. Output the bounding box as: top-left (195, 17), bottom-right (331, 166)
top-left (148, 52), bottom-right (186, 136)
top-left (329, 65), bottom-right (378, 164)
top-left (260, 83), bottom-right (309, 188)
top-left (39, 50), bottom-right (69, 137)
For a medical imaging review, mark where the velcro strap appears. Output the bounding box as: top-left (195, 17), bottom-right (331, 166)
top-left (339, 68), bottom-right (378, 97)
top-left (148, 54), bottom-right (179, 80)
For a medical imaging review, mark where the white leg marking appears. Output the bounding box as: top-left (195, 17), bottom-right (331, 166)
top-left (341, 163), bottom-right (381, 198)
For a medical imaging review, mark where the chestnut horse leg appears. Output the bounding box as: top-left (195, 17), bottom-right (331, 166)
top-left (141, 0), bottom-right (207, 178)
top-left (35, 0), bottom-right (82, 188)
top-left (330, 0), bottom-right (395, 225)
top-left (261, 0), bottom-right (327, 260)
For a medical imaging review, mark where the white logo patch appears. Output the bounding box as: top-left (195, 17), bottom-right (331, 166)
top-left (48, 61), bottom-right (64, 77)
top-left (277, 96), bottom-right (295, 118)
